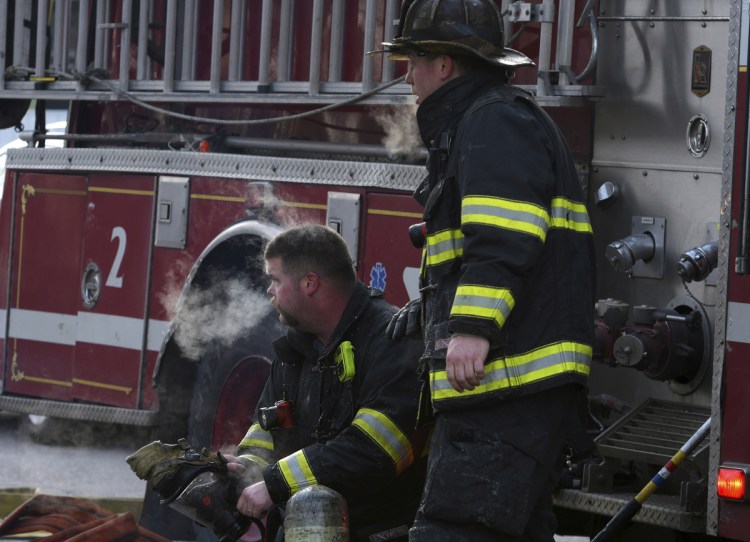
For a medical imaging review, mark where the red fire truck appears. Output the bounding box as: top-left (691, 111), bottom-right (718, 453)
top-left (0, 0), bottom-right (749, 540)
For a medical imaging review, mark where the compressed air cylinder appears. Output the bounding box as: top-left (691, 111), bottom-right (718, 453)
top-left (285, 485), bottom-right (349, 542)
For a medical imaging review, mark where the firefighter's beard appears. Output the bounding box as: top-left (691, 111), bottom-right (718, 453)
top-left (272, 300), bottom-right (301, 329)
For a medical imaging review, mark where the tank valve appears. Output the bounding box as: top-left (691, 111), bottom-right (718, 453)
top-left (605, 233), bottom-right (655, 272)
top-left (677, 242), bottom-right (718, 282)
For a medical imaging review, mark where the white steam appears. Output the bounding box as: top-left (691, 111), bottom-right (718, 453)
top-left (374, 105), bottom-right (422, 159)
top-left (171, 276), bottom-right (272, 361)
top-left (156, 258), bottom-right (194, 321)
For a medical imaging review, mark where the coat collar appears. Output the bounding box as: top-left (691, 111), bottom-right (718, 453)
top-left (416, 70), bottom-right (503, 148)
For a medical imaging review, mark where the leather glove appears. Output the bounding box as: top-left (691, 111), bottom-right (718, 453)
top-left (126, 438), bottom-right (227, 493)
top-left (386, 298), bottom-right (422, 340)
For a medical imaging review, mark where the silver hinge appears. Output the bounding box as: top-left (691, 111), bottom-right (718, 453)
top-left (507, 2), bottom-right (556, 23)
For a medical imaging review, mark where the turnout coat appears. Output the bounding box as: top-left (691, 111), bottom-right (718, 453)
top-left (415, 71), bottom-right (597, 413)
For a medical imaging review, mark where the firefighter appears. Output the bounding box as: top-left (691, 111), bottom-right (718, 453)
top-left (380, 1), bottom-right (597, 540)
top-left (224, 224), bottom-right (426, 541)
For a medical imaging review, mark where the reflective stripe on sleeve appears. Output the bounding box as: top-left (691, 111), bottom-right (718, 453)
top-left (450, 284), bottom-right (515, 329)
top-left (352, 408), bottom-right (414, 475)
top-left (425, 228), bottom-right (464, 266)
top-left (431, 341), bottom-right (591, 401)
top-left (278, 449), bottom-right (318, 495)
top-left (462, 195), bottom-right (550, 242)
top-left (238, 454), bottom-right (270, 467)
top-left (550, 197), bottom-right (593, 234)
top-left (239, 423), bottom-right (274, 451)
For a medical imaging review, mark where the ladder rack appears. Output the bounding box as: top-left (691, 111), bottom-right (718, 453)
top-left (0, 0), bottom-right (603, 107)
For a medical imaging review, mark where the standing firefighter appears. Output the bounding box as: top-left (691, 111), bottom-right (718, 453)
top-left (226, 224), bottom-right (426, 541)
top-left (382, 1), bottom-right (597, 540)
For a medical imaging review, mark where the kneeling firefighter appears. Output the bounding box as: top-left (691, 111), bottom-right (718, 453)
top-left (225, 225), bottom-right (428, 541)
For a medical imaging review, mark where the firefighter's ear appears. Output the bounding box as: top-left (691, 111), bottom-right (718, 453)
top-left (301, 272), bottom-right (320, 294)
top-left (438, 54), bottom-right (454, 79)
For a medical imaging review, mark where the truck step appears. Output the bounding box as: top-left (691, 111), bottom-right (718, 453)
top-left (595, 399), bottom-right (711, 466)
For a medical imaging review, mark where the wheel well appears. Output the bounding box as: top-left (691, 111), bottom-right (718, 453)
top-left (210, 354), bottom-right (271, 450)
top-left (153, 233), bottom-right (273, 440)
top-left (191, 234), bottom-right (269, 294)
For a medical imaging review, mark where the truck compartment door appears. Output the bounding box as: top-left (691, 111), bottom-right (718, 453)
top-left (72, 174), bottom-right (155, 409)
top-left (4, 173), bottom-right (87, 401)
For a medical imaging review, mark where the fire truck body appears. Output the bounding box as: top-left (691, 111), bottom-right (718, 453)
top-left (0, 0), bottom-right (749, 539)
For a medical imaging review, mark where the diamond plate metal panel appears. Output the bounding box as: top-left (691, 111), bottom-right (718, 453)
top-left (554, 489), bottom-right (706, 532)
top-left (709, 0), bottom-right (742, 535)
top-left (5, 148), bottom-right (426, 193)
top-left (0, 395), bottom-right (158, 426)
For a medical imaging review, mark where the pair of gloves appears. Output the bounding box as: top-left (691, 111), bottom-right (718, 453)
top-left (386, 298), bottom-right (422, 340)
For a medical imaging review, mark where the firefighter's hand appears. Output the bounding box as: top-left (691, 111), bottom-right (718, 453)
top-left (237, 481), bottom-right (273, 519)
top-left (446, 334), bottom-right (488, 392)
top-left (223, 454), bottom-right (245, 474)
top-left (225, 454), bottom-right (265, 487)
top-left (387, 298), bottom-right (422, 340)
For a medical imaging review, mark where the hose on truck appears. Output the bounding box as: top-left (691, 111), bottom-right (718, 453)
top-left (6, 65), bottom-right (407, 127)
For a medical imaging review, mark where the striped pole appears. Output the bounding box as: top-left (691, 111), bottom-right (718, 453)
top-left (591, 417), bottom-right (711, 542)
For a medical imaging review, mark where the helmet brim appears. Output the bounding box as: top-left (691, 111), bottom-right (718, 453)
top-left (372, 40), bottom-right (534, 68)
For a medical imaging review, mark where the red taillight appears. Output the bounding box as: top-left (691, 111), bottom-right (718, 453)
top-left (718, 466), bottom-right (748, 500)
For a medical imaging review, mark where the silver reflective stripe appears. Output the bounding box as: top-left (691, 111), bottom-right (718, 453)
top-left (425, 229), bottom-right (464, 266)
top-left (431, 341), bottom-right (592, 401)
top-left (550, 197), bottom-right (592, 233)
top-left (239, 423), bottom-right (274, 451)
top-left (279, 450), bottom-right (317, 494)
top-left (462, 197), bottom-right (549, 241)
top-left (353, 408), bottom-right (413, 474)
top-left (451, 285), bottom-right (515, 329)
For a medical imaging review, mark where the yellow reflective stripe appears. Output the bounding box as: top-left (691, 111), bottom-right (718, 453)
top-left (450, 284), bottom-right (515, 329)
top-left (238, 453), bottom-right (270, 467)
top-left (278, 449), bottom-right (318, 495)
top-left (352, 407), bottom-right (414, 475)
top-left (239, 423), bottom-right (274, 451)
top-left (431, 341), bottom-right (591, 401)
top-left (550, 197), bottom-right (593, 234)
top-left (425, 228), bottom-right (464, 266)
top-left (462, 195), bottom-right (550, 242)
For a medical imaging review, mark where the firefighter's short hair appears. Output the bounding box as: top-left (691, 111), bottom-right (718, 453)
top-left (265, 224), bottom-right (356, 288)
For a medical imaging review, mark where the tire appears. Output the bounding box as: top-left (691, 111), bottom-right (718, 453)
top-left (18, 414), bottom-right (64, 444)
top-left (18, 414), bottom-right (91, 446)
top-left (187, 310), bottom-right (280, 452)
top-left (19, 414), bottom-right (148, 447)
